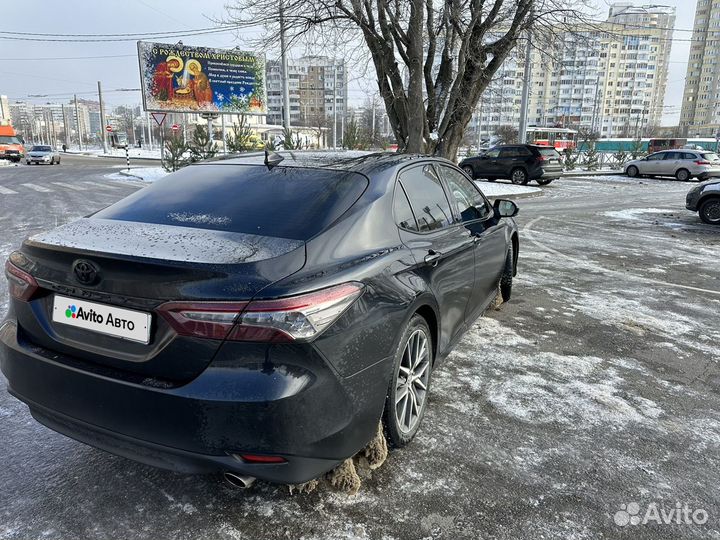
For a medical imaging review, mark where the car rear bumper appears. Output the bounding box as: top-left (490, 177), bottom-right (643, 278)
top-left (0, 318), bottom-right (390, 484)
top-left (696, 170), bottom-right (720, 180)
top-left (533, 166), bottom-right (563, 179)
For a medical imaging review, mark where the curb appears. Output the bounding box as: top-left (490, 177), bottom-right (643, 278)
top-left (117, 170), bottom-right (146, 181)
top-left (562, 170), bottom-right (624, 177)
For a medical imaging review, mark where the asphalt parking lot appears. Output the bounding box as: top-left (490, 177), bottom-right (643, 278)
top-left (0, 158), bottom-right (718, 539)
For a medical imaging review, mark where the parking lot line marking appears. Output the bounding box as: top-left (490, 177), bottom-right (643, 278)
top-left (82, 181), bottom-right (120, 189)
top-left (0, 186), bottom-right (18, 195)
top-left (523, 216), bottom-right (720, 297)
top-left (20, 183), bottom-right (53, 193)
top-left (51, 182), bottom-right (87, 191)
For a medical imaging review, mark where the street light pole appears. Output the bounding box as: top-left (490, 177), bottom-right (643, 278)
top-left (98, 81), bottom-right (108, 154)
top-left (74, 94), bottom-right (83, 151)
top-left (279, 2), bottom-right (291, 131)
top-left (518, 31), bottom-right (533, 144)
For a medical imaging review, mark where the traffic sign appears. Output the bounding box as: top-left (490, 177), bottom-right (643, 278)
top-left (106, 125), bottom-right (113, 132)
top-left (171, 123), bottom-right (180, 132)
top-left (150, 112), bottom-right (167, 126)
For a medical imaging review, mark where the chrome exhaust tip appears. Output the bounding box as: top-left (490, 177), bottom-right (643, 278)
top-left (223, 471), bottom-right (256, 489)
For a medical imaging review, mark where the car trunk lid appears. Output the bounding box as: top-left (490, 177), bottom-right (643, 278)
top-left (15, 218), bottom-right (306, 383)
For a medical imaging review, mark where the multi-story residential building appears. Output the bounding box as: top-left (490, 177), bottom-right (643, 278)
top-left (679, 0), bottom-right (720, 136)
top-left (0, 95), bottom-right (10, 123)
top-left (266, 56), bottom-right (347, 138)
top-left (471, 2), bottom-right (675, 141)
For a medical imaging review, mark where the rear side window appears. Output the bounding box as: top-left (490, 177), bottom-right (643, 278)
top-left (94, 164), bottom-right (368, 241)
top-left (399, 164), bottom-right (453, 232)
top-left (393, 185), bottom-right (418, 231)
top-left (499, 147), bottom-right (518, 158)
top-left (538, 148), bottom-right (560, 158)
top-left (682, 153), bottom-right (698, 160)
top-left (664, 152), bottom-right (682, 160)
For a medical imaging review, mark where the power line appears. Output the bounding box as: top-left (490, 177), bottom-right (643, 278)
top-left (3, 54), bottom-right (136, 61)
top-left (0, 24), bottom-right (239, 38)
top-left (0, 26), bottom-right (241, 42)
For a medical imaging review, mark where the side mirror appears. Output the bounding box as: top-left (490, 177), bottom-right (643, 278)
top-left (494, 199), bottom-right (519, 218)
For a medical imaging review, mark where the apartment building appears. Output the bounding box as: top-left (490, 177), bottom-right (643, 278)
top-left (472, 2), bottom-right (675, 140)
top-left (679, 0), bottom-right (720, 136)
top-left (266, 56), bottom-right (347, 130)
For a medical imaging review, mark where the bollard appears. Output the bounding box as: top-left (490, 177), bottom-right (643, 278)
top-left (126, 147), bottom-right (130, 172)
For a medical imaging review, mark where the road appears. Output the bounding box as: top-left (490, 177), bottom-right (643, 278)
top-left (0, 158), bottom-right (718, 539)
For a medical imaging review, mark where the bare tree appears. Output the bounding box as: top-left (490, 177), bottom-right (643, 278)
top-left (494, 125), bottom-right (518, 144)
top-left (222, 0), bottom-right (591, 160)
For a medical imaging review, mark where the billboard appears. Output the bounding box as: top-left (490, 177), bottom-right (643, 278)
top-left (137, 41), bottom-right (266, 114)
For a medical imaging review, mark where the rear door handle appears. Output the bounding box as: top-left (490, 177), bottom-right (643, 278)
top-left (424, 250), bottom-right (442, 267)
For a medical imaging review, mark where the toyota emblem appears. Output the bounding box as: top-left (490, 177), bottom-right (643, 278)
top-left (73, 260), bottom-right (99, 285)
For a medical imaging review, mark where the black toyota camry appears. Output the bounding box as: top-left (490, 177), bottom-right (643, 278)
top-left (1, 151), bottom-right (519, 485)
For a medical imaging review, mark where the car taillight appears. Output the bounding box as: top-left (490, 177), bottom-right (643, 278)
top-left (157, 282), bottom-right (364, 342)
top-left (695, 160), bottom-right (711, 165)
top-left (5, 258), bottom-right (39, 302)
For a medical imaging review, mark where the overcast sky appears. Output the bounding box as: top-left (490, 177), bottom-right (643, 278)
top-left (1, 0), bottom-right (696, 125)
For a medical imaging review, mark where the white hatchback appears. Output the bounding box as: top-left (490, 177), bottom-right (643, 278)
top-left (625, 150), bottom-right (720, 181)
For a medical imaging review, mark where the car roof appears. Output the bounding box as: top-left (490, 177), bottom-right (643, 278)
top-left (201, 150), bottom-right (455, 175)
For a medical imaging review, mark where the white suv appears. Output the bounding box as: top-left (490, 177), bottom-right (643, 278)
top-left (625, 150), bottom-right (720, 181)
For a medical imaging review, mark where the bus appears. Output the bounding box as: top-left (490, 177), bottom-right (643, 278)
top-left (526, 127), bottom-right (578, 150)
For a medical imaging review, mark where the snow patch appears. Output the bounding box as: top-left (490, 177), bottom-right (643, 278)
top-left (475, 181), bottom-right (542, 198)
top-left (604, 208), bottom-right (673, 221)
top-left (105, 167), bottom-right (168, 183)
top-left (27, 218), bottom-right (304, 264)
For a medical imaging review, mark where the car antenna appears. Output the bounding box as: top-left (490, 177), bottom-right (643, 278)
top-left (264, 149), bottom-right (284, 169)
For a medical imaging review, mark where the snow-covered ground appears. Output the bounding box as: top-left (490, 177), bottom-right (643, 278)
top-left (0, 160), bottom-right (19, 168)
top-left (105, 167), bottom-right (168, 183)
top-left (475, 181), bottom-right (542, 198)
top-left (67, 147), bottom-right (162, 160)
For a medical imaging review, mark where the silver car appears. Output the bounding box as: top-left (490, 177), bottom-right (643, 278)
top-left (624, 149), bottom-right (720, 181)
top-left (26, 145), bottom-right (60, 165)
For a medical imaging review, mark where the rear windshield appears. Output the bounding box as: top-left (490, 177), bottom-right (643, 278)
top-left (93, 164), bottom-right (368, 241)
top-left (538, 148), bottom-right (560, 157)
top-left (701, 153), bottom-right (719, 161)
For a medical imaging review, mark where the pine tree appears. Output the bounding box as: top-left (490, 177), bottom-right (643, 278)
top-left (225, 116), bottom-right (255, 153)
top-left (162, 134), bottom-right (190, 172)
top-left (563, 147), bottom-right (578, 171)
top-left (188, 125), bottom-right (218, 162)
top-left (584, 141), bottom-right (599, 171)
top-left (343, 117), bottom-right (362, 150)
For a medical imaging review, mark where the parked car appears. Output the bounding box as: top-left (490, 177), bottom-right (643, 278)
top-left (0, 152), bottom-right (519, 486)
top-left (686, 178), bottom-right (720, 225)
top-left (25, 145), bottom-right (60, 165)
top-left (458, 144), bottom-right (563, 185)
top-left (624, 150), bottom-right (720, 181)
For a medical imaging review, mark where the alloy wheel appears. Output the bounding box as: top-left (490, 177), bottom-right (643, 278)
top-left (701, 199), bottom-right (720, 224)
top-left (511, 169), bottom-right (527, 184)
top-left (395, 329), bottom-right (431, 434)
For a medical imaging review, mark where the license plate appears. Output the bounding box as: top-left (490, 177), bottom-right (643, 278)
top-left (52, 295), bottom-right (151, 344)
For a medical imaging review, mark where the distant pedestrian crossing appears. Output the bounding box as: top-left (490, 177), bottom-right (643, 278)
top-left (0, 180), bottom-right (134, 196)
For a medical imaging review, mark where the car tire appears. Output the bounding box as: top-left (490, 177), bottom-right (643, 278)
top-left (536, 178), bottom-right (554, 186)
top-left (383, 314), bottom-right (433, 448)
top-left (510, 168), bottom-right (528, 185)
top-left (500, 247), bottom-right (514, 302)
top-left (461, 165), bottom-right (474, 179)
top-left (627, 165), bottom-right (639, 177)
top-left (486, 178), bottom-right (496, 182)
top-left (676, 168), bottom-right (691, 182)
top-left (699, 197), bottom-right (720, 225)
